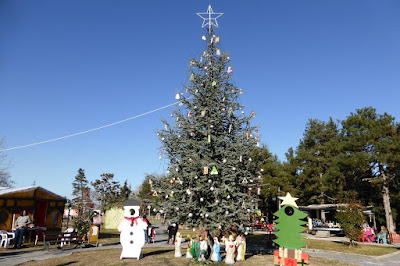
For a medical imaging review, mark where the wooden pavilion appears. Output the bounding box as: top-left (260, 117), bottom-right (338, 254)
top-left (0, 186), bottom-right (66, 232)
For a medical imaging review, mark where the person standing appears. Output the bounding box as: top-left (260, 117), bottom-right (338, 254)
top-left (142, 215), bottom-right (151, 244)
top-left (13, 210), bottom-right (31, 249)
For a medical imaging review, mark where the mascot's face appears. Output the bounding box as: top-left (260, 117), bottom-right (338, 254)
top-left (124, 205), bottom-right (140, 218)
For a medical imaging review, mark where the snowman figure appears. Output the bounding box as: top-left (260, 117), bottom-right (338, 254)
top-left (118, 199), bottom-right (148, 259)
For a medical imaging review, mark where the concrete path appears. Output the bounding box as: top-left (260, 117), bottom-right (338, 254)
top-left (1, 225), bottom-right (400, 266)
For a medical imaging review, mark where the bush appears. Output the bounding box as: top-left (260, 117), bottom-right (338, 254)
top-left (336, 204), bottom-right (364, 246)
top-left (74, 216), bottom-right (90, 239)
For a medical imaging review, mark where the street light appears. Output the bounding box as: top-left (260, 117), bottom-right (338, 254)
top-left (147, 205), bottom-right (151, 218)
top-left (66, 200), bottom-right (72, 230)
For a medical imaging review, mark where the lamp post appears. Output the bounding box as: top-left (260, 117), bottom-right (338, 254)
top-left (66, 201), bottom-right (72, 230)
top-left (147, 205), bottom-right (151, 218)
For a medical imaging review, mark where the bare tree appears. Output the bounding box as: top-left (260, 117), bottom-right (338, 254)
top-left (0, 137), bottom-right (13, 187)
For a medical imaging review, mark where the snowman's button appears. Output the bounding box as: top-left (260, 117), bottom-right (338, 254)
top-left (130, 232), bottom-right (133, 235)
top-left (131, 224), bottom-right (133, 227)
top-left (130, 240), bottom-right (134, 244)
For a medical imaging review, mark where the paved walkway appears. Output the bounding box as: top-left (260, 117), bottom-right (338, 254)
top-left (1, 226), bottom-right (399, 265)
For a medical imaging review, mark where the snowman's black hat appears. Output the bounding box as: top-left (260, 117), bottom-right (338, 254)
top-left (123, 198), bottom-right (141, 206)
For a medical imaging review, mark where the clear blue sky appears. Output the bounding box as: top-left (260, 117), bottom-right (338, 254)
top-left (1, 1), bottom-right (399, 199)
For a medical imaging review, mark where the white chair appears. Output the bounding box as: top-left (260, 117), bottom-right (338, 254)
top-left (0, 231), bottom-right (15, 248)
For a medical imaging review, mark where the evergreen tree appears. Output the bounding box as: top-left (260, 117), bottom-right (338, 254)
top-left (273, 193), bottom-right (307, 250)
top-left (341, 107), bottom-right (399, 232)
top-left (120, 180), bottom-right (132, 200)
top-left (72, 168), bottom-right (91, 216)
top-left (151, 27), bottom-right (261, 232)
top-left (91, 173), bottom-right (121, 213)
top-left (294, 118), bottom-right (342, 207)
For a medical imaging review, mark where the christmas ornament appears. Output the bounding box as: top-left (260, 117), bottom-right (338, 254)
top-left (186, 189), bottom-right (191, 195)
top-left (190, 74), bottom-right (195, 81)
top-left (204, 166), bottom-right (209, 175)
top-left (239, 155), bottom-right (243, 162)
top-left (208, 179), bottom-right (212, 183)
top-left (200, 197), bottom-right (204, 202)
top-left (190, 60), bottom-right (195, 66)
top-left (175, 93), bottom-right (180, 100)
top-left (225, 210), bottom-right (229, 215)
top-left (210, 186), bottom-right (215, 191)
top-left (248, 158), bottom-right (252, 162)
top-left (210, 124), bottom-right (214, 128)
top-left (256, 142), bottom-right (260, 147)
top-left (210, 166), bottom-right (218, 175)
top-left (228, 124), bottom-right (232, 133)
top-left (227, 67), bottom-right (232, 73)
top-left (188, 213), bottom-right (193, 217)
top-left (232, 167), bottom-right (236, 170)
top-left (223, 159), bottom-right (227, 163)
top-left (255, 129), bottom-right (259, 134)
top-left (227, 195), bottom-right (231, 199)
top-left (152, 191), bottom-right (158, 196)
top-left (202, 35), bottom-right (206, 40)
top-left (188, 111), bottom-right (192, 117)
top-left (260, 168), bottom-right (264, 172)
top-left (200, 56), bottom-right (203, 62)
top-left (248, 188), bottom-right (252, 197)
top-left (216, 49), bottom-right (221, 55)
top-left (241, 111), bottom-right (245, 114)
top-left (242, 201), bottom-right (246, 209)
top-left (201, 110), bottom-right (206, 117)
top-left (239, 88), bottom-right (243, 94)
top-left (215, 36), bottom-right (220, 43)
top-left (205, 213), bottom-right (209, 217)
top-left (207, 135), bottom-right (211, 143)
top-left (241, 178), bottom-right (248, 184)
top-left (212, 81), bottom-right (216, 86)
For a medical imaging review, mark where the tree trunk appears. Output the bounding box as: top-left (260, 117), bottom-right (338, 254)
top-left (319, 173), bottom-right (326, 221)
top-left (379, 162), bottom-right (395, 232)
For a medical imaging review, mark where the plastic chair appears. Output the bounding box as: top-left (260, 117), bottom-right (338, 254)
top-left (0, 232), bottom-right (15, 248)
top-left (377, 233), bottom-right (388, 244)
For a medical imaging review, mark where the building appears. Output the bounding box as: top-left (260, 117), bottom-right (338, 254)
top-left (0, 186), bottom-right (66, 232)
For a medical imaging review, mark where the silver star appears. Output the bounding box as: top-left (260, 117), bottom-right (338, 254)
top-left (196, 5), bottom-right (223, 29)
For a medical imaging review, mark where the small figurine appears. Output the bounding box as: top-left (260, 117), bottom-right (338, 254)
top-left (224, 235), bottom-right (236, 264)
top-left (174, 232), bottom-right (183, 257)
top-left (235, 233), bottom-right (246, 261)
top-left (186, 236), bottom-right (194, 258)
top-left (198, 236), bottom-right (208, 261)
top-left (211, 237), bottom-right (222, 262)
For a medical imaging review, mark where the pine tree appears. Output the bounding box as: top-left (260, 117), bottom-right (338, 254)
top-left (151, 27), bottom-right (261, 233)
top-left (72, 168), bottom-right (91, 216)
top-left (273, 193), bottom-right (307, 250)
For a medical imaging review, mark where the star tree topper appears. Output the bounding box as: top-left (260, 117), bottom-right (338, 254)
top-left (279, 192), bottom-right (299, 208)
top-left (197, 5), bottom-right (223, 29)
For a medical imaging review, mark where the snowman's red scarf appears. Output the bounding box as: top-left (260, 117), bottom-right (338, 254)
top-left (124, 216), bottom-right (140, 226)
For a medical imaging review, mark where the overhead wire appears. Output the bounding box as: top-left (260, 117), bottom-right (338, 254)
top-left (0, 100), bottom-right (184, 152)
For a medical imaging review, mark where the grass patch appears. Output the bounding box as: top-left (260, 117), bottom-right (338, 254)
top-left (305, 239), bottom-right (398, 256)
top-left (20, 247), bottom-right (357, 266)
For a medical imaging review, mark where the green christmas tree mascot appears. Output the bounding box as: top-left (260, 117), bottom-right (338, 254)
top-left (273, 193), bottom-right (309, 266)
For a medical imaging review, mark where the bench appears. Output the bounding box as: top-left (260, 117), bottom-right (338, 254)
top-left (43, 232), bottom-right (83, 251)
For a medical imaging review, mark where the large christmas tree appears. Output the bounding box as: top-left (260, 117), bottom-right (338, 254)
top-left (151, 6), bottom-right (262, 232)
